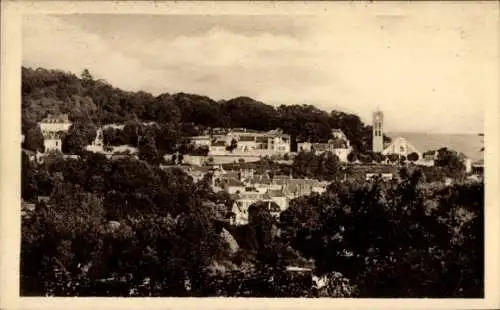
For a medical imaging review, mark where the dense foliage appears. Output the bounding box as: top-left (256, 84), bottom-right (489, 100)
top-left (291, 151), bottom-right (341, 181)
top-left (280, 171), bottom-right (483, 297)
top-left (20, 66), bottom-right (481, 298)
top-left (22, 67), bottom-right (390, 153)
top-left (21, 152), bottom-right (483, 297)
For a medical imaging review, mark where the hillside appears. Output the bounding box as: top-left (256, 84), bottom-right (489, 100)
top-left (22, 66), bottom-right (389, 153)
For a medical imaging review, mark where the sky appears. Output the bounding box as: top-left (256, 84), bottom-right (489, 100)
top-left (21, 3), bottom-right (498, 134)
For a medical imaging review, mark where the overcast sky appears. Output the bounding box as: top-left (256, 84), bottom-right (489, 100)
top-left (22, 4), bottom-right (498, 134)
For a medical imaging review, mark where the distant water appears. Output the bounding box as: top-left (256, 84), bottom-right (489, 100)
top-left (387, 132), bottom-right (484, 162)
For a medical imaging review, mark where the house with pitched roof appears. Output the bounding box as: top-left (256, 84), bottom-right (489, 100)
top-left (43, 131), bottom-right (64, 153)
top-left (39, 113), bottom-right (72, 134)
top-left (381, 136), bottom-right (421, 159)
top-left (195, 128), bottom-right (291, 157)
top-left (230, 190), bottom-right (286, 225)
top-left (189, 135), bottom-right (212, 147)
top-left (297, 129), bottom-right (352, 162)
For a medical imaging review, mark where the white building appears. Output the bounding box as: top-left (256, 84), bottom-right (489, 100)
top-left (201, 128), bottom-right (291, 156)
top-left (297, 129), bottom-right (352, 162)
top-left (39, 114), bottom-right (72, 134)
top-left (85, 128), bottom-right (138, 157)
top-left (381, 136), bottom-right (421, 159)
top-left (231, 190), bottom-right (287, 226)
top-left (266, 129), bottom-right (291, 154)
top-left (86, 128), bottom-right (105, 153)
top-left (331, 128), bottom-right (348, 141)
top-left (103, 123), bottom-right (125, 130)
top-left (190, 135), bottom-right (212, 147)
top-left (464, 157), bottom-right (472, 174)
top-left (38, 114), bottom-right (71, 153)
top-left (372, 111), bottom-right (384, 153)
top-left (209, 140), bottom-right (227, 154)
top-left (43, 132), bottom-right (63, 152)
top-left (224, 178), bottom-right (247, 194)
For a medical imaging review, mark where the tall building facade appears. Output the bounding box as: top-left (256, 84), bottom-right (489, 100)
top-left (372, 110), bottom-right (384, 153)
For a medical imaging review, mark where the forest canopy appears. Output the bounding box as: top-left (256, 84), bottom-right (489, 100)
top-left (22, 67), bottom-right (390, 153)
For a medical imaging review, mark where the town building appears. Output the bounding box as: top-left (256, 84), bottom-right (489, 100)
top-left (471, 159), bottom-right (484, 176)
top-left (42, 132), bottom-right (63, 153)
top-left (37, 113), bottom-right (72, 154)
top-left (192, 128), bottom-right (291, 156)
top-left (85, 127), bottom-right (138, 158)
top-left (372, 110), bottom-right (384, 153)
top-left (297, 129), bottom-right (352, 162)
top-left (209, 140), bottom-right (227, 153)
top-left (365, 173), bottom-right (394, 181)
top-left (381, 136), bottom-right (421, 159)
top-left (189, 135), bottom-right (212, 148)
top-left (39, 113), bottom-right (72, 134)
top-left (86, 128), bottom-right (105, 153)
top-left (103, 123), bottom-right (125, 130)
top-left (208, 168), bottom-right (331, 225)
top-left (230, 190), bottom-right (289, 225)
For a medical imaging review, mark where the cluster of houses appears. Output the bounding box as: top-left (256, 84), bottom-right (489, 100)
top-left (29, 114), bottom-right (354, 164)
top-left (297, 129), bottom-right (352, 162)
top-left (179, 165), bottom-right (328, 225)
top-left (23, 111), bottom-right (485, 226)
top-left (26, 111), bottom-right (483, 175)
top-left (189, 128), bottom-right (292, 156)
top-left (26, 114), bottom-right (138, 160)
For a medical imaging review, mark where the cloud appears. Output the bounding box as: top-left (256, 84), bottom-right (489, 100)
top-left (22, 10), bottom-right (496, 134)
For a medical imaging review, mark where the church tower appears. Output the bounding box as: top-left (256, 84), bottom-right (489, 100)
top-left (94, 127), bottom-right (104, 147)
top-left (372, 110), bottom-right (384, 153)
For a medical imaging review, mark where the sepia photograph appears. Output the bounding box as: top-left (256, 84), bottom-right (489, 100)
top-left (1, 0), bottom-right (499, 308)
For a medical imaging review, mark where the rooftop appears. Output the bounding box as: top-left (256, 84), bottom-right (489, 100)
top-left (40, 113), bottom-right (70, 123)
top-left (225, 178), bottom-right (245, 187)
top-left (212, 140), bottom-right (226, 147)
top-left (190, 135), bottom-right (211, 140)
top-left (266, 189), bottom-right (286, 197)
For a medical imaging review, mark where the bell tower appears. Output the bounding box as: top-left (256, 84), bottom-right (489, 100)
top-left (94, 127), bottom-right (104, 147)
top-left (372, 110), bottom-right (384, 153)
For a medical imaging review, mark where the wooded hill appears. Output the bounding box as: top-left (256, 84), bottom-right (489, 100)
top-left (22, 67), bottom-right (390, 153)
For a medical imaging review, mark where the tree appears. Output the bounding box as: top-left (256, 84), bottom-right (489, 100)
top-left (347, 150), bottom-right (357, 163)
top-left (434, 147), bottom-right (465, 178)
top-left (407, 152), bottom-right (419, 162)
top-left (157, 123), bottom-right (180, 154)
top-left (23, 66), bottom-right (386, 153)
top-left (226, 139), bottom-right (238, 152)
top-left (372, 152), bottom-right (385, 163)
top-left (387, 153), bottom-right (399, 163)
top-left (247, 201), bottom-right (284, 271)
top-left (358, 153), bottom-right (373, 164)
top-left (23, 126), bottom-right (45, 152)
top-left (122, 121), bottom-right (144, 147)
top-left (399, 155), bottom-right (407, 164)
top-left (138, 136), bottom-right (161, 166)
top-left (80, 68), bottom-right (94, 81)
top-left (62, 122), bottom-right (97, 154)
top-left (279, 172), bottom-right (484, 297)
